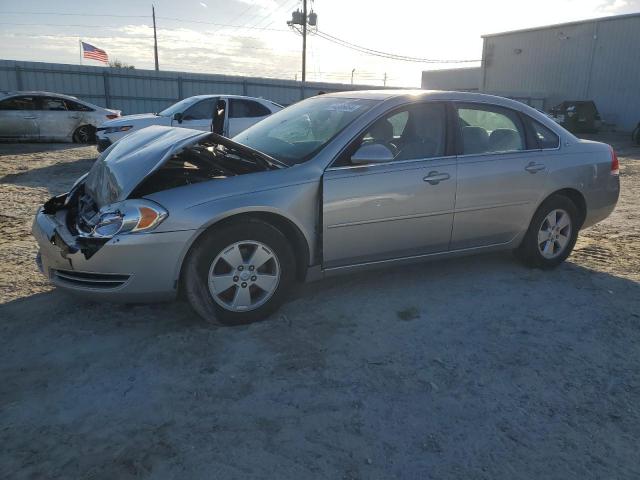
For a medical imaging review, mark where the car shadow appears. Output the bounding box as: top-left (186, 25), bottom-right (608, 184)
top-left (0, 142), bottom-right (92, 155)
top-left (0, 156), bottom-right (96, 192)
top-left (2, 252), bottom-right (639, 478)
top-left (2, 251), bottom-right (638, 331)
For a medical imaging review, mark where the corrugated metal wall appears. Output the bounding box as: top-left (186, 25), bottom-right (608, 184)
top-left (480, 14), bottom-right (640, 130)
top-left (0, 59), bottom-right (384, 115)
top-left (421, 67), bottom-right (481, 91)
top-left (585, 16), bottom-right (640, 130)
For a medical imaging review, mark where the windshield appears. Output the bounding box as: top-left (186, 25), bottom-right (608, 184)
top-left (232, 96), bottom-right (378, 165)
top-left (158, 97), bottom-right (204, 117)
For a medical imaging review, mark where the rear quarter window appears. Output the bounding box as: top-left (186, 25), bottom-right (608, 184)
top-left (530, 120), bottom-right (560, 149)
top-left (65, 99), bottom-right (93, 112)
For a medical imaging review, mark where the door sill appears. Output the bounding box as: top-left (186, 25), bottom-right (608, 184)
top-left (315, 241), bottom-right (513, 279)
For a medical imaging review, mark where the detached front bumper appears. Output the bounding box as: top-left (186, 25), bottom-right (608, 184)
top-left (32, 207), bottom-right (195, 302)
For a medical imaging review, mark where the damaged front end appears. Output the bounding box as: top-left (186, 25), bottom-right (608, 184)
top-left (41, 186), bottom-right (168, 260)
top-left (35, 125), bottom-right (285, 262)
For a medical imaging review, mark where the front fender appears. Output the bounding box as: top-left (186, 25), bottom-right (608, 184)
top-left (155, 180), bottom-right (321, 286)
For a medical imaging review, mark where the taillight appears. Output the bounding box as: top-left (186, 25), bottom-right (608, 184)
top-left (610, 146), bottom-right (619, 176)
top-left (106, 114), bottom-right (119, 119)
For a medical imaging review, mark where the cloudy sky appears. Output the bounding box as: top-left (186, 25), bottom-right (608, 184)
top-left (0, 0), bottom-right (638, 86)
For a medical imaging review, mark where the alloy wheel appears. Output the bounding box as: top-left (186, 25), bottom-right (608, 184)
top-left (75, 126), bottom-right (92, 143)
top-left (537, 209), bottom-right (572, 259)
top-left (207, 240), bottom-right (280, 312)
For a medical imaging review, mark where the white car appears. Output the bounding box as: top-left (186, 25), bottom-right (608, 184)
top-left (0, 91), bottom-right (121, 143)
top-left (95, 94), bottom-right (282, 152)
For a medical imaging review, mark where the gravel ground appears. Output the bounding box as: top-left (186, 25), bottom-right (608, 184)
top-left (1, 136), bottom-right (639, 479)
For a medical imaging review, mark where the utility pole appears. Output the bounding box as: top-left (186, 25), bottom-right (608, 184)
top-left (288, 2), bottom-right (317, 84)
top-left (301, 0), bottom-right (307, 82)
top-left (383, 72), bottom-right (387, 86)
top-left (152, 5), bottom-right (159, 71)
top-left (351, 68), bottom-right (355, 85)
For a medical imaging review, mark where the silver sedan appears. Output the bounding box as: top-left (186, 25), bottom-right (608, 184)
top-left (32, 90), bottom-right (620, 325)
top-left (0, 91), bottom-right (120, 143)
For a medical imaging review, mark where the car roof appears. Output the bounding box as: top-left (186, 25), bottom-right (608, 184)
top-left (184, 94), bottom-right (272, 102)
top-left (0, 90), bottom-right (83, 101)
top-left (326, 89), bottom-right (552, 114)
top-left (324, 89), bottom-right (528, 105)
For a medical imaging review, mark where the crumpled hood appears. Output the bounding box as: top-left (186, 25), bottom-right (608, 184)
top-left (101, 112), bottom-right (169, 128)
top-left (84, 126), bottom-right (211, 208)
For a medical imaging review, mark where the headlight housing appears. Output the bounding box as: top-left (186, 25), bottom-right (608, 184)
top-left (79, 199), bottom-right (168, 239)
top-left (103, 125), bottom-right (133, 134)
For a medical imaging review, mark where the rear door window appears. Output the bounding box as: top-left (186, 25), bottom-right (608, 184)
top-left (456, 104), bottom-right (525, 155)
top-left (41, 97), bottom-right (68, 111)
top-left (230, 99), bottom-right (271, 118)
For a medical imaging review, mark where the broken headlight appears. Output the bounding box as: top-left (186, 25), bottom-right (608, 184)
top-left (79, 199), bottom-right (168, 239)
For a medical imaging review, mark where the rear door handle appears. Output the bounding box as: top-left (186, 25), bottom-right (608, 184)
top-left (423, 171), bottom-right (450, 185)
top-left (525, 162), bottom-right (546, 173)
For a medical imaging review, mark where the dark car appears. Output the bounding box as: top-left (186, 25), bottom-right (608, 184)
top-left (548, 100), bottom-right (602, 133)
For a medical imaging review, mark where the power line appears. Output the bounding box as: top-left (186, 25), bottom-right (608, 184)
top-left (156, 16), bottom-right (289, 32)
top-left (312, 30), bottom-right (481, 64)
top-left (210, 2), bottom-right (255, 34)
top-left (0, 22), bottom-right (149, 29)
top-left (0, 30), bottom-right (300, 54)
top-left (0, 11), bottom-right (149, 18)
top-left (255, 0), bottom-right (299, 29)
top-left (0, 19), bottom-right (290, 33)
top-left (1, 32), bottom-right (153, 40)
top-left (237, 0), bottom-right (289, 31)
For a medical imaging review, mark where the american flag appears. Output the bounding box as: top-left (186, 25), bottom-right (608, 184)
top-left (82, 41), bottom-right (108, 63)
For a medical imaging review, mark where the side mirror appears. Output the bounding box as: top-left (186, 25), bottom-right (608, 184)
top-left (351, 143), bottom-right (394, 165)
top-left (173, 112), bottom-right (183, 124)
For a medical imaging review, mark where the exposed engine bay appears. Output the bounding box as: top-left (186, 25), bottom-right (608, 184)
top-left (131, 142), bottom-right (268, 197)
top-left (39, 133), bottom-right (285, 260)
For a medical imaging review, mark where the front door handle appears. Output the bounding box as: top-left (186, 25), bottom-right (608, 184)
top-left (525, 162), bottom-right (546, 173)
top-left (423, 171), bottom-right (450, 185)
top-left (23, 116), bottom-right (37, 119)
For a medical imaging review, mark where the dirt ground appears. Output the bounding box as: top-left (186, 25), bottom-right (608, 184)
top-left (1, 136), bottom-right (639, 479)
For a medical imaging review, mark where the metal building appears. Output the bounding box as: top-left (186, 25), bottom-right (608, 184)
top-left (421, 67), bottom-right (481, 92)
top-left (422, 13), bottom-right (640, 131)
top-left (482, 13), bottom-right (640, 130)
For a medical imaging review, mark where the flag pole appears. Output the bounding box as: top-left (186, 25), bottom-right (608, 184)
top-left (79, 39), bottom-right (82, 65)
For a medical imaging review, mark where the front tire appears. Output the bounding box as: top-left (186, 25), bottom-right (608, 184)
top-left (183, 219), bottom-right (296, 325)
top-left (515, 195), bottom-right (579, 269)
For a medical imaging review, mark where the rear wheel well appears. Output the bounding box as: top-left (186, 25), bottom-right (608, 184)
top-left (544, 188), bottom-right (587, 229)
top-left (178, 212), bottom-right (310, 295)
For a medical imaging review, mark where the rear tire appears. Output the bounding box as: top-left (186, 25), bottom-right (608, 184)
top-left (515, 194), bottom-right (579, 269)
top-left (183, 219), bottom-right (296, 326)
top-left (72, 125), bottom-right (95, 144)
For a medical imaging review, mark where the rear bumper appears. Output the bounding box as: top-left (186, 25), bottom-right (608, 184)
top-left (32, 207), bottom-right (196, 302)
top-left (583, 175), bottom-right (620, 228)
